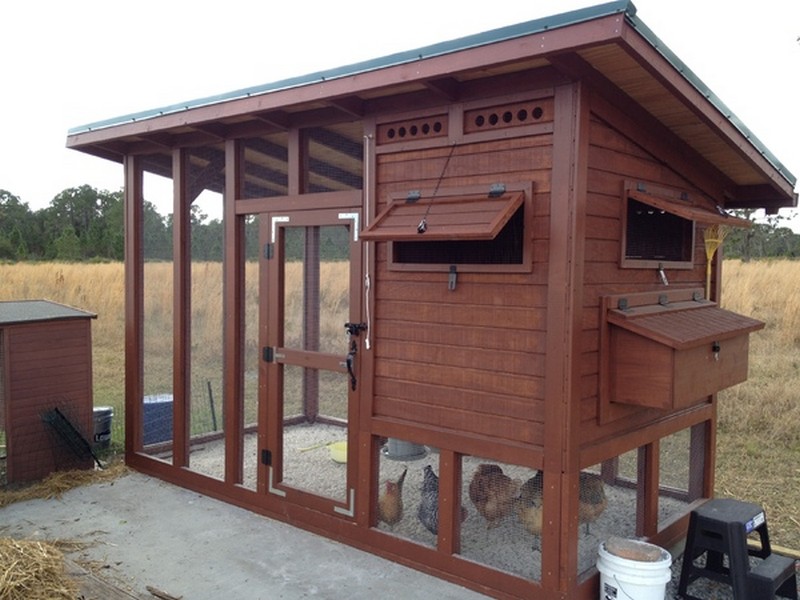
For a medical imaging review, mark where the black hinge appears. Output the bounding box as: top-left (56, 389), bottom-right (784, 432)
top-left (261, 449), bottom-right (272, 466)
top-left (263, 243), bottom-right (274, 259)
top-left (263, 347), bottom-right (273, 362)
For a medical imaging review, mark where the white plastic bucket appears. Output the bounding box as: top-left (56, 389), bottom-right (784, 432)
top-left (597, 538), bottom-right (672, 600)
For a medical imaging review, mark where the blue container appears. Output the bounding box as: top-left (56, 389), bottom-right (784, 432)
top-left (143, 394), bottom-right (173, 445)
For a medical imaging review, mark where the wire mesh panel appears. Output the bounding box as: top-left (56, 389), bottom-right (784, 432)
top-left (187, 151), bottom-right (225, 479)
top-left (374, 439), bottom-right (433, 548)
top-left (577, 462), bottom-right (619, 576)
top-left (659, 427), bottom-right (694, 526)
top-left (460, 456), bottom-right (541, 581)
top-left (241, 219), bottom-right (260, 491)
top-left (142, 166), bottom-right (174, 460)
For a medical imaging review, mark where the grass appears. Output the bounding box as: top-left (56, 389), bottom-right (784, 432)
top-left (0, 259), bottom-right (798, 549)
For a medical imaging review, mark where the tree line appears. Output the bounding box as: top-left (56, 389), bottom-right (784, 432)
top-left (1, 185), bottom-right (798, 262)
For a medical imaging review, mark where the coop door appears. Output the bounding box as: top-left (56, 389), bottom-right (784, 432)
top-left (262, 208), bottom-right (361, 515)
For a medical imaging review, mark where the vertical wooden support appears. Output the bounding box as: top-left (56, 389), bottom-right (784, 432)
top-left (224, 139), bottom-right (245, 484)
top-left (124, 155), bottom-right (144, 457)
top-left (637, 440), bottom-right (660, 537)
top-left (172, 149), bottom-right (191, 468)
top-left (544, 81), bottom-right (589, 594)
top-left (438, 450), bottom-right (462, 555)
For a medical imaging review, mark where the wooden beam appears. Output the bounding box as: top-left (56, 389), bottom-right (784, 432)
top-left (223, 139), bottom-right (245, 485)
top-left (328, 95), bottom-right (365, 117)
top-left (172, 149), bottom-right (191, 468)
top-left (124, 155), bottom-right (143, 456)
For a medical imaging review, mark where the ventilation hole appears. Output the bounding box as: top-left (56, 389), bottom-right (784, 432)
top-left (532, 106), bottom-right (544, 119)
top-left (433, 121), bottom-right (443, 133)
top-left (489, 113), bottom-right (499, 125)
top-left (517, 109), bottom-right (528, 122)
top-left (410, 125), bottom-right (418, 136)
top-left (502, 111), bottom-right (513, 123)
top-left (422, 123), bottom-right (430, 134)
top-left (387, 128), bottom-right (396, 139)
top-left (475, 115), bottom-right (485, 127)
top-left (398, 126), bottom-right (407, 137)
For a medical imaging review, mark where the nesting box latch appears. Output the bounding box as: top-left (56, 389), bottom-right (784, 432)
top-left (712, 341), bottom-right (721, 361)
top-left (448, 265), bottom-right (457, 291)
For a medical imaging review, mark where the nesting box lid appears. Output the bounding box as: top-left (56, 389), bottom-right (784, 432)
top-left (606, 290), bottom-right (764, 350)
top-left (0, 300), bottom-right (97, 326)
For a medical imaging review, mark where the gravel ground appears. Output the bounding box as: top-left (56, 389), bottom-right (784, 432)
top-left (182, 424), bottom-right (799, 599)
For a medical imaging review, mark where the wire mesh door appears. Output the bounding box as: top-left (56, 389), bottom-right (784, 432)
top-left (263, 208), bottom-right (360, 514)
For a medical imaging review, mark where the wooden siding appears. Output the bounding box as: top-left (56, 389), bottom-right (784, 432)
top-left (372, 135), bottom-right (552, 450)
top-left (578, 105), bottom-right (722, 449)
top-left (3, 319), bottom-right (94, 482)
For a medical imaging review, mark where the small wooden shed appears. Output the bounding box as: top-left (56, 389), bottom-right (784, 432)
top-left (0, 300), bottom-right (96, 483)
top-left (65, 2), bottom-right (796, 598)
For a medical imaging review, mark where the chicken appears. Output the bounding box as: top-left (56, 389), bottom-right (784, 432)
top-left (578, 471), bottom-right (607, 534)
top-left (417, 464), bottom-right (440, 534)
top-left (468, 463), bottom-right (520, 529)
top-left (416, 464), bottom-right (467, 535)
top-left (516, 471), bottom-right (544, 538)
top-left (378, 467), bottom-right (407, 526)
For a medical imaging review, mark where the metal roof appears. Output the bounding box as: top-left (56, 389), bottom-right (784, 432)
top-left (65, 1), bottom-right (797, 207)
top-left (68, 1), bottom-right (634, 135)
top-left (0, 300), bottom-right (97, 325)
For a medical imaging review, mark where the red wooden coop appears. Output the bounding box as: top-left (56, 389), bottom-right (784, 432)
top-left (65, 2), bottom-right (796, 598)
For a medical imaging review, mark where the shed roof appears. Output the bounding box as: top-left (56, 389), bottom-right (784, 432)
top-left (66, 1), bottom-right (797, 212)
top-left (0, 300), bottom-right (97, 326)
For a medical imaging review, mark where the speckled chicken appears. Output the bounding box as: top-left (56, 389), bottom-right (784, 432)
top-left (516, 471), bottom-right (544, 537)
top-left (578, 471), bottom-right (607, 534)
top-left (417, 464), bottom-right (467, 535)
top-left (468, 463), bottom-right (520, 529)
top-left (378, 467), bottom-right (407, 526)
top-left (417, 464), bottom-right (440, 534)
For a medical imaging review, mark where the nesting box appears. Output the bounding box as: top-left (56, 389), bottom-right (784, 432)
top-left (605, 288), bottom-right (764, 410)
top-left (0, 300), bottom-right (96, 483)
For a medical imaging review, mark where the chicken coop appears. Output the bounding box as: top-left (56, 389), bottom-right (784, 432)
top-left (0, 300), bottom-right (97, 484)
top-left (65, 2), bottom-right (796, 598)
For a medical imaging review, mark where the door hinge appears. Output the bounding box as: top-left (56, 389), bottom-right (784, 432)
top-left (261, 449), bottom-right (272, 466)
top-left (263, 347), bottom-right (273, 362)
top-left (263, 243), bottom-right (274, 260)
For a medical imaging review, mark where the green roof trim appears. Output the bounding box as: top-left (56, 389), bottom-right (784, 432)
top-left (68, 0), bottom-right (795, 187)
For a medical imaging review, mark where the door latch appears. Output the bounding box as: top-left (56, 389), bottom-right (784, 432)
top-left (345, 322), bottom-right (367, 337)
top-left (346, 340), bottom-right (358, 390)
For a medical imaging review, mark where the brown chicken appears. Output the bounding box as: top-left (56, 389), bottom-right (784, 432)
top-left (516, 471), bottom-right (544, 537)
top-left (378, 467), bottom-right (407, 526)
top-left (468, 463), bottom-right (520, 529)
top-left (578, 471), bottom-right (607, 534)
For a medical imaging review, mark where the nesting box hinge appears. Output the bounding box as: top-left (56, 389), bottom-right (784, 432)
top-left (658, 294), bottom-right (669, 306)
top-left (488, 183), bottom-right (506, 198)
top-left (617, 298), bottom-right (629, 311)
top-left (263, 346), bottom-right (273, 363)
top-left (405, 190), bottom-right (422, 203)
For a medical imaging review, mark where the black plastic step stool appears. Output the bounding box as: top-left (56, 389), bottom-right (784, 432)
top-left (678, 498), bottom-right (798, 599)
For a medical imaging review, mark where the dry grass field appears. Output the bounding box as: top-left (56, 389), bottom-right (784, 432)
top-left (1, 259), bottom-right (798, 549)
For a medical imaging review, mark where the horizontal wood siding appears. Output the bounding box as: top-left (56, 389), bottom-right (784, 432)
top-left (579, 109), bottom-right (713, 447)
top-left (372, 136), bottom-right (551, 449)
top-left (4, 319), bottom-right (94, 482)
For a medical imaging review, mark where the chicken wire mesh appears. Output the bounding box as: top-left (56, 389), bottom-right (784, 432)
top-left (375, 449), bottom-right (543, 582)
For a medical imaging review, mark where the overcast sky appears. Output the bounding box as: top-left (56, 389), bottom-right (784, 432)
top-left (2, 0), bottom-right (798, 231)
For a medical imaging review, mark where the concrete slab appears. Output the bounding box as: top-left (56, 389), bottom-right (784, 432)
top-left (0, 471), bottom-right (491, 599)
